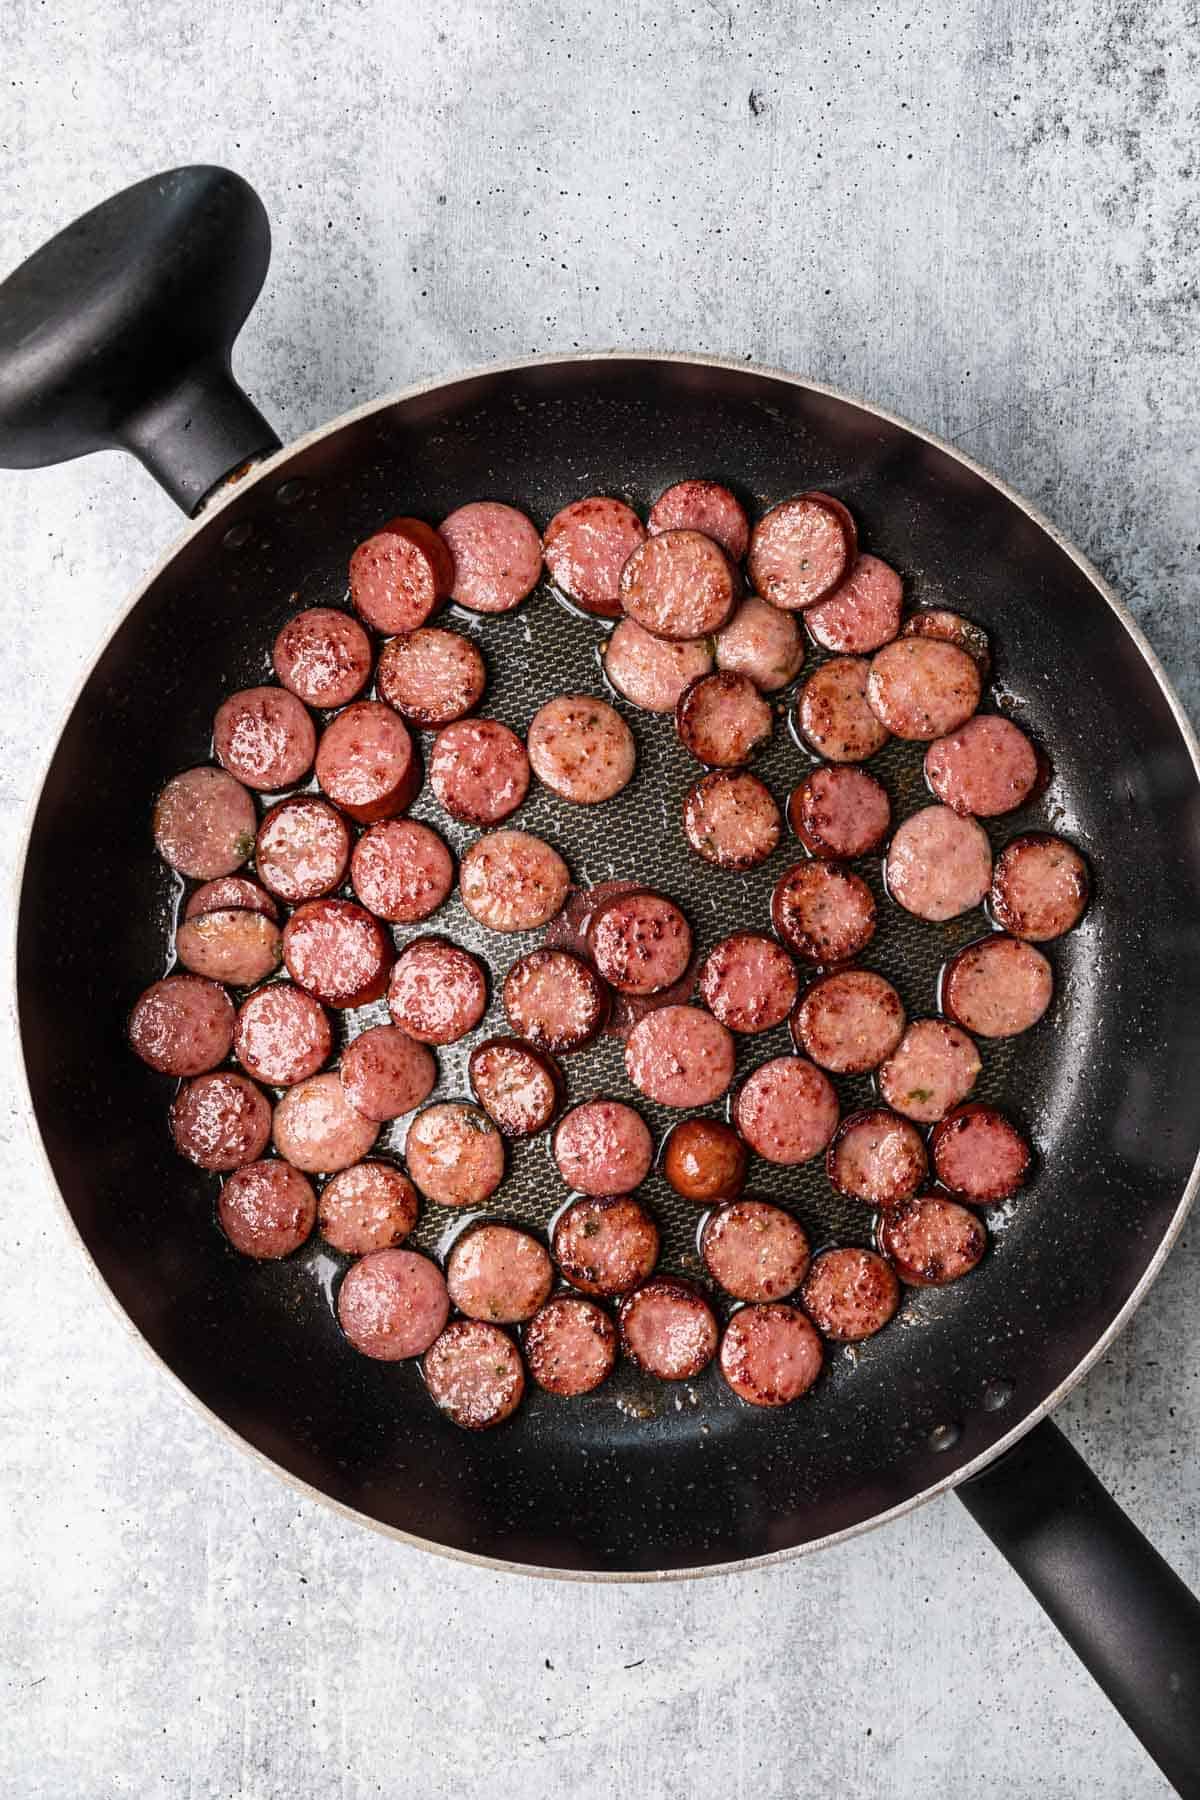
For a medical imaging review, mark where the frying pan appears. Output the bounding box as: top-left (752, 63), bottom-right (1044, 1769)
top-left (4, 168), bottom-right (1200, 1793)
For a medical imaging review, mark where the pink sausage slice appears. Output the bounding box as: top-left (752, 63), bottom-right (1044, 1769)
top-left (234, 983), bottom-right (332, 1086)
top-left (623, 1006), bottom-right (736, 1108)
top-left (682, 771), bottom-right (782, 870)
top-left (349, 517), bottom-right (454, 634)
top-left (619, 1278), bottom-right (718, 1380)
top-left (339, 1024), bottom-right (436, 1121)
top-left (255, 796), bottom-right (351, 904)
top-left (748, 492), bottom-right (856, 611)
top-left (153, 767), bottom-right (257, 879)
top-left (805, 554), bottom-right (903, 654)
top-left (603, 617), bottom-right (713, 713)
top-left (428, 718), bottom-right (530, 825)
top-left (791, 969), bottom-right (905, 1074)
top-left (528, 694), bottom-right (636, 803)
top-left (718, 1304), bottom-right (824, 1407)
top-left (698, 931), bottom-right (799, 1034)
top-left (733, 1055), bottom-right (839, 1164)
top-left (174, 909), bottom-right (282, 987)
top-left (272, 1072), bottom-right (379, 1172)
top-left (925, 715), bottom-right (1041, 817)
top-left (129, 975), bottom-right (234, 1077)
top-left (991, 835), bottom-right (1089, 941)
top-left (543, 496), bottom-right (646, 620)
top-left (879, 1195), bottom-right (987, 1285)
top-left (273, 607), bottom-right (373, 709)
top-left (552, 1099), bottom-right (654, 1196)
top-left (788, 765), bottom-right (891, 859)
top-left (318, 1162), bottom-right (420, 1254)
top-left (459, 829), bottom-right (570, 933)
top-left (213, 686), bottom-right (316, 791)
top-left (648, 479), bottom-right (750, 560)
top-left (876, 1018), bottom-right (981, 1124)
top-left (867, 639), bottom-right (981, 740)
top-left (901, 608), bottom-right (991, 677)
top-left (337, 1247), bottom-right (449, 1359)
top-left (552, 1194), bottom-right (660, 1297)
top-left (587, 889), bottom-right (692, 995)
top-left (446, 1223), bottom-right (554, 1323)
top-left (404, 1102), bottom-right (505, 1206)
top-left (618, 529), bottom-right (739, 640)
top-left (282, 899), bottom-right (394, 1009)
top-left (701, 1200), bottom-right (811, 1302)
top-left (676, 671), bottom-right (773, 767)
top-left (423, 1320), bottom-right (525, 1429)
top-left (931, 1103), bottom-right (1031, 1203)
top-left (351, 819), bottom-right (455, 924)
top-left (439, 500), bottom-right (543, 613)
top-left (715, 594), bottom-right (806, 692)
top-left (468, 1036), bottom-right (563, 1137)
top-left (185, 876), bottom-right (278, 922)
top-left (795, 657), bottom-right (890, 763)
top-left (387, 936), bottom-right (487, 1045)
top-left (315, 701), bottom-right (419, 825)
top-left (524, 1295), bottom-right (617, 1396)
top-left (942, 935), bottom-right (1053, 1038)
top-left (377, 627), bottom-right (487, 728)
top-left (771, 862), bottom-right (877, 964)
top-left (503, 948), bottom-right (609, 1052)
top-left (170, 1072), bottom-right (272, 1171)
top-left (801, 1248), bottom-right (900, 1341)
top-left (218, 1161), bottom-right (316, 1259)
top-left (826, 1107), bottom-right (927, 1207)
top-left (885, 805), bottom-right (992, 922)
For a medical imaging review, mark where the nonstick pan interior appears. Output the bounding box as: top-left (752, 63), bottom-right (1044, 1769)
top-left (18, 356), bottom-right (1200, 1574)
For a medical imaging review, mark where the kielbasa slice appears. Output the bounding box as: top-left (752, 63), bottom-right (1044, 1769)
top-left (623, 1006), bottom-right (736, 1108)
top-left (619, 529), bottom-right (739, 640)
top-left (423, 1320), bottom-right (525, 1429)
top-left (234, 982), bottom-right (332, 1087)
top-left (619, 1278), bottom-right (718, 1380)
top-left (788, 765), bottom-right (891, 859)
top-left (715, 594), bottom-right (806, 692)
top-left (805, 554), bottom-right (903, 654)
top-left (661, 1118), bottom-right (748, 1203)
top-left (587, 889), bottom-right (692, 996)
top-left (184, 876), bottom-right (278, 922)
top-left (885, 805), bottom-right (992, 922)
top-left (524, 1295), bottom-right (617, 1396)
top-left (552, 1194), bottom-right (660, 1297)
top-left (315, 701), bottom-right (419, 825)
top-left (439, 500), bottom-right (543, 613)
top-left (543, 496), bottom-right (646, 619)
top-left (733, 1055), bottom-right (839, 1165)
top-left (468, 1036), bottom-right (563, 1137)
top-left (791, 969), bottom-right (905, 1074)
top-left (318, 1162), bottom-right (420, 1254)
top-left (801, 1248), bottom-right (900, 1341)
top-left (771, 861), bottom-right (877, 964)
top-left (682, 770), bottom-right (782, 870)
top-left (901, 608), bottom-right (991, 677)
top-left (129, 975), bottom-right (235, 1077)
top-left (502, 948), bottom-right (609, 1052)
top-left (218, 1160), bottom-right (317, 1259)
top-left (255, 795), bottom-right (351, 903)
top-left (748, 492), bottom-right (856, 611)
top-left (876, 1018), bottom-right (981, 1124)
top-left (428, 718), bottom-right (530, 824)
top-left (701, 1200), bottom-right (811, 1302)
top-left (698, 931), bottom-right (799, 1034)
top-left (339, 1024), bottom-right (437, 1121)
top-left (603, 618), bottom-right (713, 713)
top-left (879, 1194), bottom-right (987, 1285)
top-left (931, 1103), bottom-right (1031, 1202)
top-left (283, 899), bottom-right (394, 1009)
top-left (349, 516), bottom-right (454, 634)
top-left (337, 1248), bottom-right (449, 1360)
top-left (404, 1102), bottom-right (505, 1206)
top-left (553, 1099), bottom-right (654, 1196)
top-left (718, 1304), bottom-right (824, 1407)
top-left (991, 834), bottom-right (1089, 941)
top-left (170, 1071), bottom-right (272, 1171)
top-left (446, 1223), bottom-right (554, 1324)
top-left (213, 686), bottom-right (316, 792)
top-left (795, 657), bottom-right (890, 763)
top-left (826, 1107), bottom-right (927, 1207)
top-left (153, 767), bottom-right (257, 879)
top-left (925, 715), bottom-right (1041, 817)
top-left (387, 936), bottom-right (488, 1044)
top-left (528, 694), bottom-right (636, 803)
top-left (459, 829), bottom-right (570, 933)
top-left (676, 670), bottom-right (773, 767)
top-left (272, 606), bottom-right (373, 709)
top-left (175, 908), bottom-right (283, 987)
top-left (376, 626), bottom-right (488, 727)
top-left (942, 935), bottom-right (1053, 1038)
top-left (648, 479), bottom-right (750, 560)
top-left (350, 818), bottom-right (455, 924)
top-left (272, 1072), bottom-right (379, 1172)
top-left (867, 638), bottom-right (981, 740)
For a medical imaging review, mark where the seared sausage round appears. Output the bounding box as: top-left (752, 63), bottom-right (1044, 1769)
top-left (502, 948), bottom-right (609, 1052)
top-left (234, 982), bottom-right (332, 1086)
top-left (315, 701), bottom-right (419, 825)
top-left (404, 1102), bottom-right (505, 1206)
top-left (349, 516), bottom-right (454, 634)
top-left (524, 1295), bottom-right (617, 1396)
top-left (527, 694), bottom-right (636, 803)
top-left (618, 529), bottom-right (739, 640)
top-left (468, 1036), bottom-right (562, 1137)
top-left (552, 1194), bottom-right (660, 1297)
top-left (715, 594), bottom-right (806, 692)
top-left (587, 889), bottom-right (692, 996)
top-left (826, 1107), bottom-right (927, 1207)
top-left (272, 1072), bottom-right (380, 1172)
top-left (771, 861), bottom-right (877, 964)
top-left (624, 1006), bottom-right (736, 1108)
top-left (901, 608), bottom-right (991, 676)
top-left (676, 671), bottom-right (773, 767)
top-left (791, 969), bottom-right (906, 1074)
top-left (273, 606), bottom-right (373, 709)
top-left (175, 908), bottom-right (282, 987)
top-left (218, 1160), bottom-right (317, 1259)
top-left (885, 805), bottom-right (992, 922)
top-left (184, 876), bottom-right (278, 922)
top-left (129, 975), bottom-right (235, 1077)
top-left (170, 1071), bottom-right (272, 1171)
top-left (682, 770), bottom-right (783, 870)
top-left (991, 834), bottom-right (1089, 941)
top-left (805, 554), bottom-right (903, 654)
top-left (439, 500), bottom-right (543, 613)
top-left (423, 1320), bottom-right (525, 1429)
top-left (255, 795), bottom-right (351, 904)
top-left (387, 937), bottom-right (488, 1044)
top-left (542, 496), bottom-right (646, 619)
top-left (619, 1278), bottom-right (718, 1380)
top-left (552, 1100), bottom-right (654, 1196)
top-left (459, 829), bottom-right (570, 933)
top-left (213, 686), bottom-right (316, 792)
top-left (282, 899), bottom-right (394, 1008)
top-left (153, 767), bottom-right (257, 879)
top-left (428, 718), bottom-right (530, 825)
top-left (698, 931), bottom-right (799, 1034)
top-left (339, 1024), bottom-right (437, 1121)
top-left (942, 935), bottom-right (1053, 1038)
top-left (748, 492), bottom-right (856, 611)
top-left (788, 765), bottom-right (891, 859)
top-left (794, 657), bottom-right (890, 763)
top-left (925, 715), bottom-right (1041, 817)
top-left (931, 1103), bottom-right (1031, 1202)
top-left (661, 1118), bottom-right (748, 1203)
top-left (701, 1200), bottom-right (811, 1302)
top-left (603, 617), bottom-right (713, 713)
top-left (648, 479), bottom-right (749, 560)
top-left (801, 1248), bottom-right (900, 1341)
top-left (318, 1162), bottom-right (420, 1254)
top-left (350, 819), bottom-right (455, 924)
top-left (446, 1223), bottom-right (554, 1323)
top-left (879, 1195), bottom-right (987, 1285)
top-left (718, 1304), bottom-right (824, 1407)
top-left (876, 1018), bottom-right (981, 1124)
top-left (337, 1247), bottom-right (449, 1359)
top-left (733, 1055), bottom-right (839, 1164)
top-left (376, 627), bottom-right (487, 727)
top-left (867, 638), bottom-right (981, 740)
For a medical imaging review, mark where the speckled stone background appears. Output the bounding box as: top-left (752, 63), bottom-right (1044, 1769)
top-left (1, 3), bottom-right (1198, 1796)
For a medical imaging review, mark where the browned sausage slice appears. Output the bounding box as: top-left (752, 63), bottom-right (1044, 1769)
top-left (885, 805), bottom-right (992, 922)
top-left (682, 771), bottom-right (782, 870)
top-left (587, 890), bottom-right (692, 995)
top-left (771, 862), bottom-right (877, 964)
top-left (273, 607), bottom-right (373, 709)
top-left (468, 1037), bottom-right (563, 1137)
top-left (524, 1296), bottom-right (617, 1396)
top-left (234, 983), bottom-right (332, 1086)
top-left (528, 694), bottom-right (636, 802)
top-left (255, 795), bottom-right (351, 904)
top-left (876, 1018), bottom-right (981, 1123)
top-left (925, 715), bottom-right (1041, 817)
top-left (129, 975), bottom-right (234, 1077)
top-left (623, 1006), bottom-right (736, 1108)
top-left (619, 529), bottom-right (740, 640)
top-left (439, 501), bottom-right (543, 614)
top-left (648, 479), bottom-right (749, 559)
top-left (387, 936), bottom-right (488, 1044)
top-left (272, 1072), bottom-right (380, 1172)
top-left (459, 829), bottom-right (570, 933)
top-left (676, 671), bottom-right (773, 767)
top-left (826, 1107), bottom-right (927, 1207)
top-left (423, 1320), bottom-right (525, 1429)
top-left (991, 834), bottom-right (1089, 941)
top-left (661, 1119), bottom-right (748, 1203)
top-left (349, 517), bottom-right (453, 633)
top-left (901, 608), bottom-right (991, 676)
top-left (733, 1056), bottom-right (839, 1164)
top-left (213, 686), bottom-right (316, 792)
top-left (282, 899), bottom-right (394, 1009)
top-left (337, 1248), bottom-right (449, 1359)
top-left (603, 618), bottom-right (713, 713)
top-left (351, 819), bottom-right (455, 924)
top-left (315, 701), bottom-right (420, 825)
top-left (867, 639), bottom-right (981, 740)
top-left (175, 909), bottom-right (283, 987)
top-left (701, 1200), bottom-right (810, 1302)
top-left (794, 657), bottom-right (890, 763)
top-left (715, 594), bottom-right (806, 691)
top-left (318, 1162), bottom-right (420, 1254)
top-left (879, 1195), bottom-right (987, 1285)
top-left (404, 1102), bottom-right (505, 1206)
top-left (218, 1161), bottom-right (316, 1259)
top-left (788, 766), bottom-right (891, 859)
top-left (942, 935), bottom-right (1053, 1038)
top-left (376, 627), bottom-right (488, 727)
top-left (791, 969), bottom-right (905, 1074)
top-left (801, 1248), bottom-right (900, 1341)
top-left (805, 554), bottom-right (903, 654)
top-left (748, 492), bottom-right (856, 611)
top-left (446, 1223), bottom-right (554, 1322)
top-left (930, 1103), bottom-right (1031, 1202)
top-left (339, 1024), bottom-right (436, 1121)
top-left (502, 948), bottom-right (608, 1052)
top-left (698, 931), bottom-right (799, 1034)
top-left (184, 876), bottom-right (278, 922)
top-left (428, 718), bottom-right (530, 824)
top-left (552, 1099), bottom-right (654, 1195)
top-left (170, 1072), bottom-right (272, 1170)
top-left (153, 767), bottom-right (257, 879)
top-left (718, 1304), bottom-right (824, 1406)
top-left (543, 496), bottom-right (646, 619)
top-left (619, 1278), bottom-right (718, 1379)
top-left (552, 1194), bottom-right (660, 1297)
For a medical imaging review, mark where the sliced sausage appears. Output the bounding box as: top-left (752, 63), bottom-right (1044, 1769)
top-left (942, 935), bottom-right (1053, 1038)
top-left (718, 1304), bottom-right (824, 1407)
top-left (459, 829), bottom-right (570, 933)
top-left (648, 479), bottom-right (749, 560)
top-left (404, 1102), bottom-right (505, 1206)
top-left (885, 805), bottom-right (992, 922)
top-left (701, 1200), bottom-right (810, 1302)
top-left (184, 876), bottom-right (278, 922)
top-left (925, 715), bottom-right (1041, 817)
top-left (682, 770), bottom-right (782, 870)
top-left (901, 608), bottom-right (991, 676)
top-left (791, 969), bottom-right (905, 1074)
top-left (218, 1161), bottom-right (316, 1259)
top-left (272, 1072), bottom-right (380, 1172)
top-left (153, 767), bottom-right (257, 879)
top-left (446, 1223), bottom-right (554, 1323)
top-left (826, 1107), bottom-right (927, 1207)
top-left (350, 819), bottom-right (454, 924)
top-left (715, 594), bottom-right (805, 692)
top-left (339, 1024), bottom-right (436, 1122)
top-left (662, 1118), bottom-right (748, 1203)
top-left (468, 1036), bottom-right (563, 1137)
top-left (801, 1248), bottom-right (900, 1341)
top-left (805, 554), bottom-right (903, 653)
top-left (315, 701), bottom-right (419, 825)
top-left (733, 1056), bottom-right (839, 1164)
top-left (931, 1103), bottom-right (1032, 1202)
top-left (282, 899), bottom-right (394, 1009)
top-left (234, 983), bottom-right (332, 1086)
top-left (603, 617), bottom-right (713, 713)
top-left (618, 529), bottom-right (739, 640)
top-left (867, 639), bottom-right (981, 740)
top-left (543, 496), bottom-right (646, 619)
top-left (213, 686), bottom-right (316, 791)
top-left (876, 1018), bottom-right (981, 1124)
top-left (428, 718), bottom-right (530, 824)
top-left (552, 1100), bottom-right (654, 1196)
top-left (170, 1072), bottom-right (272, 1171)
top-left (623, 1006), bottom-right (736, 1108)
top-left (748, 492), bottom-right (856, 611)
top-left (879, 1195), bottom-right (987, 1285)
top-left (771, 862), bottom-right (877, 964)
top-left (254, 795), bottom-right (351, 904)
top-left (527, 694), bottom-right (636, 803)
top-left (376, 627), bottom-right (487, 727)
top-left (991, 834), bottom-right (1090, 941)
top-left (619, 1278), bottom-right (718, 1380)
top-left (387, 937), bottom-right (488, 1044)
top-left (423, 1320), bottom-right (525, 1429)
top-left (349, 517), bottom-right (453, 634)
top-left (698, 931), bottom-right (799, 1035)
top-left (676, 671), bottom-right (773, 767)
top-left (272, 607), bottom-right (373, 709)
top-left (175, 908), bottom-right (282, 987)
top-left (795, 657), bottom-right (890, 763)
top-left (337, 1248), bottom-right (449, 1359)
top-left (587, 890), bottom-right (692, 995)
top-left (552, 1194), bottom-right (660, 1297)
top-left (502, 948), bottom-right (608, 1052)
top-left (318, 1162), bottom-right (420, 1254)
top-left (129, 975), bottom-right (235, 1077)
top-left (524, 1295), bottom-right (617, 1396)
top-left (788, 765), bottom-right (890, 859)
top-left (439, 500), bottom-right (543, 613)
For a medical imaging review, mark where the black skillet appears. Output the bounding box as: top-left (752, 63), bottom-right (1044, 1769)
top-left (4, 168), bottom-right (1200, 1794)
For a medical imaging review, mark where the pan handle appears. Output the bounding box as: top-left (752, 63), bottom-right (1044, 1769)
top-left (958, 1417), bottom-right (1200, 1796)
top-left (0, 166), bottom-right (280, 515)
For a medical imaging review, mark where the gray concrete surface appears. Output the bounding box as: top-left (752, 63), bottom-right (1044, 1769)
top-left (1, 2), bottom-right (1198, 1795)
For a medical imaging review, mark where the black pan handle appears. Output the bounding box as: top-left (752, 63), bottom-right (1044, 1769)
top-left (959, 1417), bottom-right (1200, 1796)
top-left (0, 165), bottom-right (280, 515)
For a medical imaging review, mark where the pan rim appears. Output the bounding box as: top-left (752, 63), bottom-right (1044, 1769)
top-left (13, 346), bottom-right (1200, 1582)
